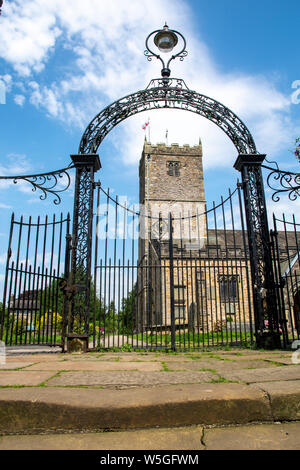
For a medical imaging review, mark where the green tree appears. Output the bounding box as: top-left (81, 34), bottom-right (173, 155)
top-left (119, 284), bottom-right (137, 334)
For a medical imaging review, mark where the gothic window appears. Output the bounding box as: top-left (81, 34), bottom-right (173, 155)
top-left (218, 275), bottom-right (238, 302)
top-left (174, 285), bottom-right (185, 319)
top-left (168, 161), bottom-right (180, 177)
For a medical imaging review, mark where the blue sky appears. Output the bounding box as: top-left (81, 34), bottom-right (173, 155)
top-left (0, 0), bottom-right (300, 266)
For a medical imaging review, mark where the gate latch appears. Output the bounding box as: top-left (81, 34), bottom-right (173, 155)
top-left (59, 280), bottom-right (85, 299)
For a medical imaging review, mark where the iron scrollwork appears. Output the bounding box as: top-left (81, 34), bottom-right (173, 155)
top-left (263, 164), bottom-right (300, 202)
top-left (0, 165), bottom-right (75, 205)
top-left (79, 83), bottom-right (257, 156)
top-left (144, 24), bottom-right (188, 78)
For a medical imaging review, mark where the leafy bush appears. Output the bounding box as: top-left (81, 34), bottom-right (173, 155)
top-left (39, 312), bottom-right (63, 331)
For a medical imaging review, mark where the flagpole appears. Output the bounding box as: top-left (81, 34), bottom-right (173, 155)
top-left (148, 117), bottom-right (150, 143)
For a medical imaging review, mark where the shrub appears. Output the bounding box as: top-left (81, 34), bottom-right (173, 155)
top-left (39, 312), bottom-right (63, 331)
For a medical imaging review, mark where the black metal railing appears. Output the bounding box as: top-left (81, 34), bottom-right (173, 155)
top-left (271, 214), bottom-right (300, 346)
top-left (89, 183), bottom-right (255, 351)
top-left (0, 213), bottom-right (71, 346)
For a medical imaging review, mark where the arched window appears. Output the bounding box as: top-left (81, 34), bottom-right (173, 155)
top-left (168, 161), bottom-right (180, 177)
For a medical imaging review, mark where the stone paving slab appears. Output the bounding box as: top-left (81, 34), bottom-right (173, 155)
top-left (5, 354), bottom-right (65, 362)
top-left (204, 422), bottom-right (300, 450)
top-left (3, 351), bottom-right (291, 362)
top-left (0, 383), bottom-right (271, 433)
top-left (252, 380), bottom-right (300, 421)
top-left (26, 361), bottom-right (162, 372)
top-left (133, 355), bottom-right (193, 362)
top-left (218, 354), bottom-right (292, 362)
top-left (1, 421), bottom-right (299, 450)
top-left (0, 426), bottom-right (205, 450)
top-left (163, 360), bottom-right (279, 372)
top-left (6, 347), bottom-right (61, 355)
top-left (47, 371), bottom-right (218, 387)
top-left (0, 371), bottom-right (55, 386)
top-left (222, 365), bottom-right (300, 383)
top-left (0, 422), bottom-right (300, 452)
top-left (0, 362), bottom-right (35, 370)
top-left (263, 357), bottom-right (295, 365)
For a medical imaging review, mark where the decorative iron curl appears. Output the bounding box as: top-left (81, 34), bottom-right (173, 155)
top-left (144, 25), bottom-right (188, 77)
top-left (0, 165), bottom-right (75, 205)
top-left (263, 165), bottom-right (300, 202)
top-left (146, 78), bottom-right (189, 90)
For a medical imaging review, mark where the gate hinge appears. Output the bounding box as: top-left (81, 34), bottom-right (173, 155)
top-left (237, 179), bottom-right (249, 190)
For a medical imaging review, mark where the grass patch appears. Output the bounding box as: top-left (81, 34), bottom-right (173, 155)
top-left (205, 354), bottom-right (235, 362)
top-left (161, 362), bottom-right (171, 372)
top-left (210, 375), bottom-right (240, 384)
top-left (135, 331), bottom-right (252, 346)
top-left (38, 371), bottom-right (66, 387)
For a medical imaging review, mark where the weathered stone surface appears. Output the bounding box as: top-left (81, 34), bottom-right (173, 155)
top-left (263, 356), bottom-right (295, 365)
top-left (1, 421), bottom-right (299, 450)
top-left (0, 426), bottom-right (205, 450)
top-left (204, 422), bottom-right (300, 450)
top-left (222, 354), bottom-right (285, 361)
top-left (222, 365), bottom-right (300, 383)
top-left (5, 355), bottom-right (63, 363)
top-left (252, 380), bottom-right (300, 421)
top-left (0, 383), bottom-right (271, 433)
top-left (46, 370), bottom-right (217, 387)
top-left (0, 371), bottom-right (55, 386)
top-left (0, 362), bottom-right (34, 370)
top-left (27, 361), bottom-right (162, 372)
top-left (163, 359), bottom-right (278, 372)
top-left (6, 347), bottom-right (61, 355)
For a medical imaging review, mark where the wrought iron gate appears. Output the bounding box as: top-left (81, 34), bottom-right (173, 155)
top-left (87, 182), bottom-right (255, 350)
top-left (271, 214), bottom-right (300, 347)
top-left (1, 188), bottom-right (299, 351)
top-left (0, 213), bottom-right (71, 347)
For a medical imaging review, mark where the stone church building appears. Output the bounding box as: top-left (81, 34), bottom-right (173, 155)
top-left (137, 139), bottom-right (300, 337)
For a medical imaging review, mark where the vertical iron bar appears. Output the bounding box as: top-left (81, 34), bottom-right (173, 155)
top-left (1, 212), bottom-right (14, 342)
top-left (93, 183), bottom-right (100, 349)
top-left (168, 213), bottom-right (176, 351)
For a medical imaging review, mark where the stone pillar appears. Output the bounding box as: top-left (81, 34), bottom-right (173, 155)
top-left (234, 154), bottom-right (281, 349)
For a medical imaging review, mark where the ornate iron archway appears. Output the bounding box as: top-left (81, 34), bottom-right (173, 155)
top-left (78, 79), bottom-right (257, 156)
top-left (67, 25), bottom-right (282, 350)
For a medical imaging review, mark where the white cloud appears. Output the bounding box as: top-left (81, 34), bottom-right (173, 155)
top-left (0, 1), bottom-right (61, 76)
top-left (0, 74), bottom-right (12, 89)
top-left (0, 253), bottom-right (7, 265)
top-left (0, 0), bottom-right (298, 171)
top-left (0, 203), bottom-right (12, 209)
top-left (14, 94), bottom-right (25, 106)
top-left (0, 154), bottom-right (32, 176)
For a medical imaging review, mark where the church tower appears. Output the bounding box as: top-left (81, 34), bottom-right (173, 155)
top-left (138, 139), bottom-right (207, 329)
top-left (139, 139), bottom-right (207, 246)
